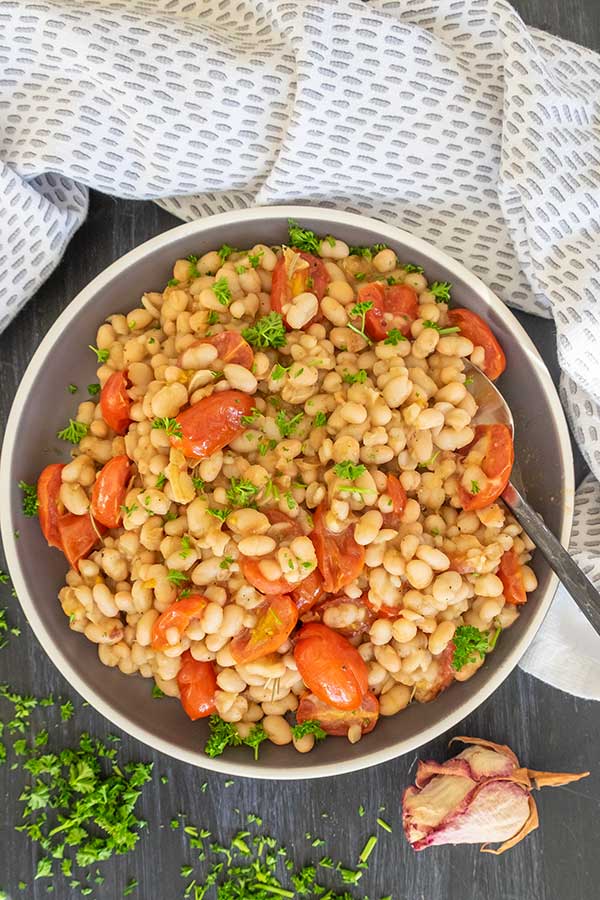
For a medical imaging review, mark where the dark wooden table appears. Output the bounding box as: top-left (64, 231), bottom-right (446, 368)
top-left (1, 3), bottom-right (599, 898)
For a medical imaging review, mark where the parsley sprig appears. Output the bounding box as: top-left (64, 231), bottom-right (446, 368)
top-left (226, 478), bottom-right (260, 508)
top-left (429, 281), bottom-right (452, 303)
top-left (18, 481), bottom-right (39, 517)
top-left (151, 417), bottom-right (182, 438)
top-left (242, 312), bottom-right (286, 350)
top-left (88, 345), bottom-right (109, 364)
top-left (333, 461), bottom-right (366, 481)
top-left (291, 720), bottom-right (326, 741)
top-left (347, 301), bottom-right (373, 344)
top-left (451, 625), bottom-right (490, 670)
top-left (422, 319), bottom-right (460, 335)
top-left (342, 369), bottom-right (367, 385)
top-left (287, 219), bottom-right (321, 254)
top-left (212, 277), bottom-right (232, 307)
top-left (275, 410), bottom-right (304, 438)
top-left (56, 419), bottom-right (89, 444)
top-left (204, 715), bottom-right (271, 760)
top-left (383, 327), bottom-right (407, 345)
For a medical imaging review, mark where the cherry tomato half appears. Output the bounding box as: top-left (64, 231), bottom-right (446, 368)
top-left (151, 594), bottom-right (207, 652)
top-left (381, 472), bottom-right (407, 529)
top-left (171, 390), bottom-right (254, 460)
top-left (240, 558), bottom-right (290, 595)
top-left (177, 651), bottom-right (217, 720)
top-left (57, 513), bottom-right (105, 571)
top-left (311, 502), bottom-right (365, 594)
top-left (291, 568), bottom-right (327, 616)
top-left (100, 370), bottom-right (131, 435)
top-left (448, 308), bottom-right (506, 381)
top-left (458, 424), bottom-right (514, 510)
top-left (230, 594), bottom-right (298, 665)
top-left (198, 331), bottom-right (254, 368)
top-left (91, 455), bottom-right (131, 529)
top-left (37, 463), bottom-right (65, 550)
top-left (297, 691), bottom-right (379, 736)
top-left (270, 251), bottom-right (329, 329)
top-left (294, 623), bottom-right (368, 711)
top-left (360, 281), bottom-right (419, 342)
top-left (498, 549), bottom-right (527, 605)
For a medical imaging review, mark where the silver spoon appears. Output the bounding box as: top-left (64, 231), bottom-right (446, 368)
top-left (464, 361), bottom-right (600, 635)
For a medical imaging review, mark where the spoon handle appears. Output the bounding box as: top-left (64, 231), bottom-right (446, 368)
top-left (502, 482), bottom-right (600, 636)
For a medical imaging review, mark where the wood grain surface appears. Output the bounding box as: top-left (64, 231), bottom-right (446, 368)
top-left (1, 3), bottom-right (598, 898)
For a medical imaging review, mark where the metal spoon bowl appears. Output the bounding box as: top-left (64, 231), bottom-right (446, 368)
top-left (464, 361), bottom-right (600, 634)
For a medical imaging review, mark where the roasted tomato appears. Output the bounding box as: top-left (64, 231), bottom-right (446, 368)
top-left (498, 548), bottom-right (527, 605)
top-left (448, 308), bottom-right (506, 381)
top-left (296, 691), bottom-right (379, 736)
top-left (230, 594), bottom-right (298, 664)
top-left (360, 281), bottom-right (419, 342)
top-left (363, 593), bottom-right (404, 620)
top-left (240, 558), bottom-right (291, 595)
top-left (382, 472), bottom-right (407, 529)
top-left (197, 331), bottom-right (254, 368)
top-left (314, 594), bottom-right (374, 637)
top-left (293, 623), bottom-right (368, 711)
top-left (270, 249), bottom-right (329, 328)
top-left (291, 568), bottom-right (327, 616)
top-left (100, 370), bottom-right (131, 435)
top-left (413, 642), bottom-right (455, 702)
top-left (177, 651), bottom-right (217, 720)
top-left (151, 594), bottom-right (207, 652)
top-left (57, 514), bottom-right (105, 571)
top-left (171, 390), bottom-right (254, 460)
top-left (265, 509), bottom-right (304, 538)
top-left (311, 502), bottom-right (365, 594)
top-left (90, 455), bottom-right (131, 529)
top-left (458, 424), bottom-right (514, 510)
top-left (37, 463), bottom-right (65, 550)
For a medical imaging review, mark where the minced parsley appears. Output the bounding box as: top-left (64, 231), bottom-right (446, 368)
top-left (242, 312), bottom-right (286, 350)
top-left (313, 411), bottom-right (328, 427)
top-left (287, 219), bottom-right (321, 254)
top-left (342, 369), bottom-right (367, 385)
top-left (383, 327), bottom-right (407, 345)
top-left (218, 244), bottom-right (236, 263)
top-left (452, 625), bottom-right (490, 670)
top-left (88, 345), bottom-right (109, 364)
top-left (166, 570), bottom-right (189, 586)
top-left (18, 481), bottom-right (39, 517)
top-left (212, 277), bottom-right (232, 306)
top-left (226, 478), bottom-right (259, 508)
top-left (275, 410), bottom-right (303, 438)
top-left (151, 417), bottom-right (182, 438)
top-left (56, 419), bottom-right (88, 444)
top-left (429, 280), bottom-right (452, 303)
top-left (87, 383), bottom-right (101, 396)
top-left (470, 479), bottom-right (480, 494)
top-left (333, 461), bottom-right (365, 481)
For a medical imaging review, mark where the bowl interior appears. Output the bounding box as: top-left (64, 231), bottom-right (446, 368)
top-left (1, 208), bottom-right (572, 778)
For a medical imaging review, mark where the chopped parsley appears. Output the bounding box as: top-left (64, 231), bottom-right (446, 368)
top-left (248, 250), bottom-right (264, 268)
top-left (60, 701), bottom-right (74, 722)
top-left (270, 363), bottom-right (289, 381)
top-left (207, 310), bottom-right (219, 326)
top-left (258, 439), bottom-right (277, 457)
top-left (470, 480), bottom-right (480, 495)
top-left (166, 570), bottom-right (189, 586)
top-left (313, 411), bottom-right (328, 427)
top-left (383, 327), bottom-right (407, 345)
top-left (207, 508), bottom-right (230, 523)
top-left (217, 243), bottom-right (236, 263)
top-left (347, 300), bottom-right (373, 344)
top-left (287, 219), bottom-right (321, 254)
top-left (18, 481), bottom-right (39, 517)
top-left (219, 556), bottom-right (234, 570)
top-left (151, 684), bottom-right (165, 699)
top-left (67, 383), bottom-right (78, 394)
top-left (192, 476), bottom-right (206, 493)
top-left (56, 419), bottom-right (88, 444)
top-left (291, 720), bottom-right (326, 741)
top-left (87, 383), bottom-right (100, 396)
top-left (167, 277), bottom-right (180, 287)
top-left (155, 472), bottom-right (167, 489)
top-left (422, 319), bottom-right (460, 335)
top-left (226, 478), bottom-right (259, 508)
top-left (275, 410), bottom-right (304, 438)
top-left (151, 417), bottom-right (182, 438)
top-left (120, 503), bottom-right (138, 517)
top-left (187, 254), bottom-right (200, 278)
top-left (212, 277), bottom-right (232, 306)
top-left (240, 407), bottom-right (262, 426)
top-left (333, 461), bottom-right (366, 481)
top-left (354, 272), bottom-right (366, 281)
top-left (429, 280), bottom-right (452, 303)
top-left (242, 312), bottom-right (286, 350)
top-left (88, 345), bottom-right (109, 364)
top-left (452, 625), bottom-right (490, 671)
top-left (342, 369), bottom-right (367, 385)
top-left (403, 263), bottom-right (424, 273)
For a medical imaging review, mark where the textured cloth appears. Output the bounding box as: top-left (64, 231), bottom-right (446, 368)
top-left (1, 0), bottom-right (599, 696)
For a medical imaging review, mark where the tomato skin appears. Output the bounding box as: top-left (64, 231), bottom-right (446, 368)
top-left (230, 595), bottom-right (298, 664)
top-left (311, 502), bottom-right (365, 594)
top-left (171, 390), bottom-right (254, 460)
top-left (57, 513), bottom-right (105, 571)
top-left (314, 594), bottom-right (374, 637)
top-left (100, 371), bottom-right (131, 435)
top-left (37, 463), bottom-right (65, 550)
top-left (448, 308), bottom-right (506, 381)
top-left (151, 595), bottom-right (207, 652)
top-left (191, 331), bottom-right (254, 368)
top-left (177, 651), bottom-right (217, 720)
top-left (265, 509), bottom-right (304, 538)
top-left (240, 558), bottom-right (291, 595)
top-left (270, 251), bottom-right (328, 329)
top-left (382, 472), bottom-right (407, 529)
top-left (362, 282), bottom-right (418, 341)
top-left (458, 424), bottom-right (514, 510)
top-left (297, 691), bottom-right (379, 736)
top-left (414, 642), bottom-right (455, 702)
top-left (90, 455), bottom-right (131, 528)
top-left (498, 549), bottom-right (527, 605)
top-left (294, 623), bottom-right (368, 711)
top-left (291, 569), bottom-right (327, 616)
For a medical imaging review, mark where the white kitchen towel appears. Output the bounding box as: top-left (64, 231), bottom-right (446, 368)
top-left (1, 0), bottom-right (599, 697)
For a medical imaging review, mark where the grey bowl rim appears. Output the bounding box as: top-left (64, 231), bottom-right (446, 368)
top-left (0, 205), bottom-right (574, 779)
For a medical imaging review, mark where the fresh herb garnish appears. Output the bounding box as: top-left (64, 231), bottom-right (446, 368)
top-left (219, 556), bottom-right (234, 570)
top-left (422, 319), bottom-right (460, 335)
top-left (207, 310), bottom-right (219, 326)
top-left (242, 312), bottom-right (286, 350)
top-left (192, 476), bottom-right (206, 493)
top-left (270, 363), bottom-right (289, 381)
top-left (347, 301), bottom-right (373, 344)
top-left (151, 417), bottom-right (182, 438)
top-left (120, 503), bottom-right (138, 517)
top-left (18, 481), bottom-right (39, 517)
top-left (167, 277), bottom-right (180, 287)
top-left (207, 508), bottom-right (231, 523)
top-left (342, 369), bottom-right (367, 385)
top-left (287, 219), bottom-right (321, 254)
top-left (151, 684), bottom-right (165, 699)
top-left (429, 281), bottom-right (452, 303)
top-left (87, 383), bottom-right (101, 396)
top-left (470, 480), bottom-right (480, 495)
top-left (291, 720), bottom-right (326, 741)
top-left (88, 345), bottom-right (109, 364)
top-left (313, 411), bottom-right (328, 427)
top-left (248, 250), bottom-right (264, 268)
top-left (217, 244), bottom-right (236, 263)
top-left (383, 327), bottom-right (407, 345)
top-left (452, 625), bottom-right (490, 671)
top-left (240, 407), bottom-right (262, 426)
top-left (333, 461), bottom-right (366, 481)
top-left (67, 383), bottom-right (78, 394)
top-left (226, 478), bottom-right (259, 508)
top-left (212, 277), bottom-right (232, 307)
top-left (275, 410), bottom-right (303, 438)
top-left (56, 419), bottom-right (88, 444)
top-left (403, 263), bottom-right (424, 273)
top-left (155, 472), bottom-right (167, 489)
top-left (166, 570), bottom-right (189, 586)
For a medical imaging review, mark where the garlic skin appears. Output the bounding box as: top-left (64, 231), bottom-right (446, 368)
top-left (403, 736), bottom-right (588, 854)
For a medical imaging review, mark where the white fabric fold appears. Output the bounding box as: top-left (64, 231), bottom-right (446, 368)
top-left (1, 0), bottom-right (599, 696)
